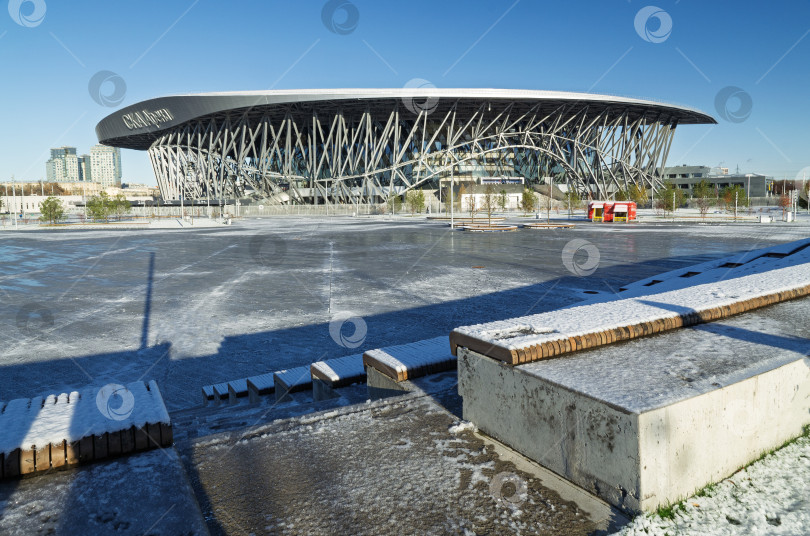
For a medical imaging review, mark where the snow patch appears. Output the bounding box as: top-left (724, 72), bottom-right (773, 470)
top-left (449, 421), bottom-right (478, 435)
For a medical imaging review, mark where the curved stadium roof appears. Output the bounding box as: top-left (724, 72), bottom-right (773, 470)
top-left (96, 88), bottom-right (717, 151)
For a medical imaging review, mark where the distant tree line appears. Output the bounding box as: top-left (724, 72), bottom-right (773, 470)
top-left (2, 182), bottom-right (69, 196)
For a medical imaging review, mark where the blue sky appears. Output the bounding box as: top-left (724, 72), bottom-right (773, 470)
top-left (1, 0), bottom-right (808, 185)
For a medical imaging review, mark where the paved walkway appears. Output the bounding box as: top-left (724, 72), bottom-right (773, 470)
top-left (0, 449), bottom-right (208, 535)
top-left (177, 375), bottom-right (627, 535)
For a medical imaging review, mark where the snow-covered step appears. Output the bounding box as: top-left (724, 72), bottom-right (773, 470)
top-left (362, 336), bottom-right (455, 382)
top-left (273, 367), bottom-right (313, 402)
top-left (621, 238), bottom-right (810, 293)
top-left (227, 379), bottom-right (249, 404)
top-left (212, 382), bottom-right (230, 403)
top-left (201, 370), bottom-right (282, 407)
top-left (201, 385), bottom-right (216, 406)
top-left (0, 381), bottom-right (171, 479)
top-left (246, 373), bottom-right (275, 403)
top-left (754, 238), bottom-right (810, 258)
top-left (200, 382), bottom-right (231, 406)
top-left (310, 354), bottom-right (367, 401)
top-left (310, 354), bottom-right (366, 388)
top-left (202, 379), bottom-right (252, 406)
top-left (451, 249), bottom-right (810, 365)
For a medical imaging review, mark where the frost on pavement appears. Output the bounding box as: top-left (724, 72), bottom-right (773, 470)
top-left (184, 397), bottom-right (601, 535)
top-left (0, 449), bottom-right (207, 535)
top-left (617, 431), bottom-right (810, 536)
top-left (153, 300), bottom-right (225, 359)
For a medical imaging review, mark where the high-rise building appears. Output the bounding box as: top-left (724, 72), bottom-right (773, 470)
top-left (45, 146), bottom-right (80, 182)
top-left (65, 151), bottom-right (80, 182)
top-left (79, 155), bottom-right (92, 182)
top-left (46, 145), bottom-right (121, 185)
top-left (89, 144), bottom-right (122, 187)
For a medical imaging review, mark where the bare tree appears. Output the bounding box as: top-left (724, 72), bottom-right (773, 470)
top-left (692, 180), bottom-right (715, 220)
top-left (498, 189), bottom-right (508, 212)
top-left (465, 186), bottom-right (478, 222)
top-left (778, 193), bottom-right (791, 220)
top-left (482, 184), bottom-right (497, 225)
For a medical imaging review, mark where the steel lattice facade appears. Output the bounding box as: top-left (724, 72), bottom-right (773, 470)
top-left (96, 89), bottom-right (716, 203)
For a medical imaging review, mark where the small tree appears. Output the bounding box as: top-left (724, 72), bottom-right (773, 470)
top-left (778, 193), bottom-right (791, 219)
top-left (658, 182), bottom-right (685, 215)
top-left (543, 192), bottom-right (553, 223)
top-left (406, 189), bottom-right (426, 214)
top-left (692, 180), bottom-right (716, 220)
top-left (721, 185), bottom-right (749, 218)
top-left (87, 191), bottom-right (112, 222)
top-left (465, 188), bottom-right (478, 221)
top-left (388, 194), bottom-right (402, 214)
top-left (564, 190), bottom-right (582, 215)
top-left (629, 184), bottom-right (649, 206)
top-left (520, 188), bottom-right (536, 214)
top-left (112, 193), bottom-right (131, 220)
top-left (39, 196), bottom-right (66, 224)
top-left (406, 190), bottom-right (418, 214)
top-left (415, 189), bottom-right (425, 213)
top-left (614, 189), bottom-right (630, 201)
top-left (481, 184), bottom-right (497, 225)
top-left (456, 184), bottom-right (467, 214)
top-left (498, 189), bottom-right (508, 212)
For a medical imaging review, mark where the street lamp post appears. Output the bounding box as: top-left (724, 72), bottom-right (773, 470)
top-left (232, 182), bottom-right (236, 218)
top-left (793, 189), bottom-right (799, 221)
top-left (12, 175), bottom-right (18, 230)
top-left (449, 154), bottom-right (454, 229)
top-left (566, 177), bottom-right (571, 220)
top-left (735, 190), bottom-right (738, 221)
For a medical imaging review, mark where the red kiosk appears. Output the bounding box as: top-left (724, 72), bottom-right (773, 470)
top-left (588, 201), bottom-right (637, 222)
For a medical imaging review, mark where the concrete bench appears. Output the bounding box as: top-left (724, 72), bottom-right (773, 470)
top-left (246, 373), bottom-right (275, 403)
top-left (227, 379), bottom-right (249, 404)
top-left (273, 367), bottom-right (313, 402)
top-left (201, 385), bottom-right (216, 406)
top-left (457, 306), bottom-right (810, 514)
top-left (362, 336), bottom-right (455, 385)
top-left (310, 354), bottom-right (366, 400)
top-left (204, 376), bottom-right (270, 406)
top-left (451, 284), bottom-right (810, 366)
top-left (452, 244), bottom-right (810, 367)
top-left (0, 381), bottom-right (171, 480)
top-left (206, 382), bottom-right (230, 406)
top-left (202, 337), bottom-right (456, 407)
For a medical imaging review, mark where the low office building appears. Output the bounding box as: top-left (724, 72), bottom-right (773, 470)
top-left (661, 165), bottom-right (773, 197)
